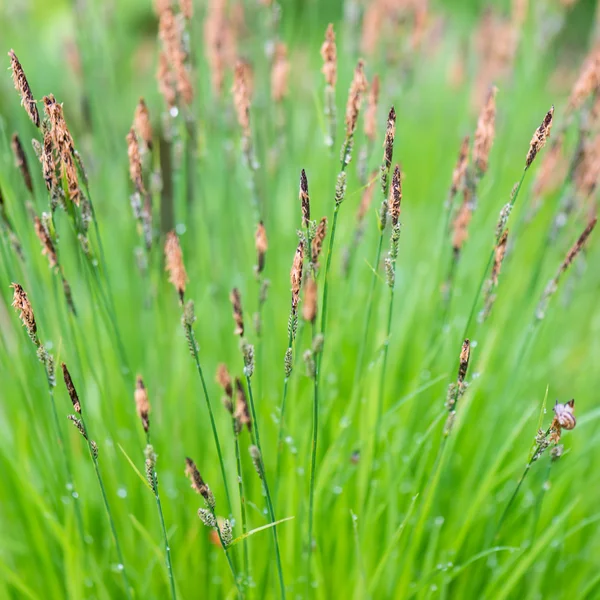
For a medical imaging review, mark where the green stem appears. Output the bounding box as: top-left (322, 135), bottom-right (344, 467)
top-left (375, 286), bottom-right (395, 444)
top-left (245, 375), bottom-right (286, 599)
top-left (231, 420), bottom-right (250, 581)
top-left (307, 322), bottom-right (319, 591)
top-left (186, 324), bottom-right (233, 516)
top-left (146, 432), bottom-right (176, 600)
top-left (79, 413), bottom-right (132, 599)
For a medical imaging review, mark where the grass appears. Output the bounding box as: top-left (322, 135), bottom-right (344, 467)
top-left (1, 1), bottom-right (600, 599)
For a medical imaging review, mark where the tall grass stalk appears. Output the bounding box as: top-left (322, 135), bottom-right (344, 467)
top-left (244, 374), bottom-right (286, 599)
top-left (185, 321), bottom-right (234, 515)
top-left (230, 418), bottom-right (250, 581)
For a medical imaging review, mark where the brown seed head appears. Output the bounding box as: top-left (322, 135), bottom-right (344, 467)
top-left (389, 165), bottom-right (402, 227)
top-left (364, 74), bottom-right (380, 142)
top-left (452, 188), bottom-right (473, 255)
top-left (567, 46), bottom-right (600, 112)
top-left (320, 24), bottom-right (337, 87)
top-left (126, 128), bottom-right (146, 195)
top-left (271, 42), bottom-right (290, 102)
top-left (135, 375), bottom-right (151, 433)
top-left (10, 283), bottom-right (37, 342)
top-left (34, 216), bottom-right (58, 269)
top-left (230, 288), bottom-right (244, 336)
top-left (345, 59), bottom-right (368, 138)
top-left (233, 60), bottom-right (251, 136)
top-left (311, 217), bottom-right (327, 267)
top-left (134, 98), bottom-right (153, 151)
top-left (185, 457), bottom-right (211, 500)
top-left (302, 276), bottom-right (318, 323)
top-left (165, 230), bottom-right (188, 303)
top-left (451, 135), bottom-right (470, 196)
top-left (473, 86), bottom-right (498, 176)
top-left (62, 363), bottom-right (81, 413)
top-left (41, 125), bottom-right (58, 192)
top-left (525, 106), bottom-right (554, 169)
top-left (255, 221), bottom-right (268, 273)
top-left (491, 229), bottom-right (509, 286)
top-left (157, 51), bottom-right (177, 108)
top-left (558, 216), bottom-right (597, 276)
top-left (11, 134), bottom-right (33, 193)
top-left (234, 378), bottom-right (252, 432)
top-left (8, 50), bottom-right (40, 128)
top-left (300, 169), bottom-right (310, 228)
top-left (290, 240), bottom-right (304, 311)
top-left (457, 339), bottom-right (470, 383)
top-left (216, 364), bottom-right (233, 398)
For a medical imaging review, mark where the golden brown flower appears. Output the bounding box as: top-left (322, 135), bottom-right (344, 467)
top-left (234, 378), bottom-right (252, 432)
top-left (230, 288), bottom-right (244, 336)
top-left (389, 165), bottom-right (402, 227)
top-left (457, 339), bottom-right (470, 383)
top-left (126, 128), bottom-right (146, 195)
top-left (290, 240), bottom-right (304, 311)
top-left (473, 86), bottom-right (498, 176)
top-left (134, 375), bottom-right (150, 433)
top-left (345, 59), bottom-right (368, 138)
top-left (300, 169), bottom-right (310, 228)
top-left (311, 217), bottom-right (327, 267)
top-left (255, 221), bottom-right (268, 273)
top-left (525, 106), bottom-right (554, 169)
top-left (184, 457), bottom-right (211, 501)
top-left (165, 230), bottom-right (188, 303)
top-left (8, 49), bottom-right (40, 128)
top-left (134, 98), bottom-right (153, 151)
top-left (10, 282), bottom-right (37, 342)
top-left (320, 24), bottom-right (337, 87)
top-left (34, 216), bottom-right (57, 269)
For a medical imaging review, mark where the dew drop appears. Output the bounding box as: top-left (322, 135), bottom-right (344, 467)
top-left (117, 487), bottom-right (127, 498)
top-left (333, 486), bottom-right (343, 495)
top-left (176, 223), bottom-right (187, 235)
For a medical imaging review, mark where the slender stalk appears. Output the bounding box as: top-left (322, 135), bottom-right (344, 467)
top-left (231, 419), bottom-right (250, 581)
top-left (185, 323), bottom-right (233, 515)
top-left (307, 322), bottom-right (319, 590)
top-left (375, 285), bottom-right (395, 443)
top-left (275, 328), bottom-right (294, 496)
top-left (79, 413), bottom-right (132, 598)
top-left (245, 375), bottom-right (285, 599)
top-left (145, 432), bottom-right (176, 600)
top-left (495, 426), bottom-right (551, 538)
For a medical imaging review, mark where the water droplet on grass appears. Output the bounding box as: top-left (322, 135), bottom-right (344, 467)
top-left (333, 486), bottom-right (343, 495)
top-left (117, 487), bottom-right (127, 498)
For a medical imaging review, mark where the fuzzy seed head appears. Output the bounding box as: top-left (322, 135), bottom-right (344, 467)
top-left (165, 230), bottom-right (188, 303)
top-left (345, 59), bottom-right (368, 138)
top-left (230, 288), bottom-right (244, 337)
top-left (457, 339), bottom-right (471, 383)
top-left (321, 24), bottom-right (337, 87)
top-left (255, 221), bottom-right (268, 274)
top-left (290, 240), bottom-right (304, 311)
top-left (134, 98), bottom-right (153, 151)
top-left (491, 229), bottom-right (509, 287)
top-left (311, 217), bottom-right (327, 268)
top-left (234, 378), bottom-right (252, 432)
top-left (389, 165), bottom-right (402, 227)
top-left (135, 375), bottom-right (151, 433)
top-left (216, 364), bottom-right (233, 398)
top-left (10, 283), bottom-right (37, 344)
top-left (185, 457), bottom-right (214, 507)
top-left (8, 49), bottom-right (40, 128)
top-left (300, 169), bottom-right (311, 228)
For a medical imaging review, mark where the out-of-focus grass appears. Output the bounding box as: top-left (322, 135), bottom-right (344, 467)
top-left (0, 1), bottom-right (600, 599)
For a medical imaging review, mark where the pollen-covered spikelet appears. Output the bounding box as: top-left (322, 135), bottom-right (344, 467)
top-left (8, 49), bottom-right (40, 128)
top-left (300, 169), bottom-right (311, 228)
top-left (234, 378), bottom-right (252, 432)
top-left (134, 98), bottom-right (153, 151)
top-left (61, 363), bottom-right (81, 414)
top-left (230, 288), bottom-right (244, 336)
top-left (320, 23), bottom-right (337, 87)
top-left (271, 42), bottom-right (289, 102)
top-left (185, 457), bottom-right (215, 509)
top-left (165, 230), bottom-right (188, 303)
top-left (525, 106), bottom-right (554, 169)
top-left (135, 375), bottom-right (151, 433)
top-left (34, 216), bottom-right (58, 269)
top-left (389, 165), bottom-right (402, 227)
top-left (473, 86), bottom-right (498, 176)
top-left (255, 221), bottom-right (268, 274)
top-left (290, 240), bottom-right (304, 312)
top-left (381, 106), bottom-right (396, 197)
top-left (10, 283), bottom-right (38, 344)
top-left (345, 59), bottom-right (368, 139)
top-left (445, 339), bottom-right (471, 435)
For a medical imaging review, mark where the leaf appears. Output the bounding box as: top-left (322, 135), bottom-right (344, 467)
top-left (229, 516), bottom-right (294, 547)
top-left (118, 443), bottom-right (152, 491)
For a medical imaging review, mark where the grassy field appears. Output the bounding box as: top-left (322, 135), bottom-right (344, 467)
top-left (1, 0), bottom-right (600, 598)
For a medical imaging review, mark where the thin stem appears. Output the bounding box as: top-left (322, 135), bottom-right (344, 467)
top-left (375, 286), bottom-right (395, 444)
top-left (146, 432), bottom-right (176, 600)
top-left (186, 323), bottom-right (233, 516)
top-left (245, 375), bottom-right (286, 599)
top-left (307, 322), bottom-right (319, 590)
top-left (79, 413), bottom-right (132, 599)
top-left (231, 420), bottom-right (250, 581)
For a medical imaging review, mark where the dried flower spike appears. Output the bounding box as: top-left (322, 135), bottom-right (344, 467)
top-left (300, 169), bottom-right (310, 228)
top-left (134, 98), bottom-right (153, 151)
top-left (320, 24), bottom-right (337, 87)
top-left (234, 378), bottom-right (252, 432)
top-left (230, 288), bottom-right (245, 336)
top-left (135, 375), bottom-right (150, 433)
top-left (345, 59), bottom-right (368, 138)
top-left (10, 283), bottom-right (37, 343)
top-left (185, 457), bottom-right (215, 508)
top-left (8, 50), bottom-right (40, 128)
top-left (290, 240), bottom-right (304, 311)
top-left (525, 106), bottom-right (554, 169)
top-left (311, 217), bottom-right (327, 267)
top-left (457, 339), bottom-right (470, 383)
top-left (255, 221), bottom-right (268, 274)
top-left (473, 86), bottom-right (498, 176)
top-left (62, 363), bottom-right (81, 413)
top-left (389, 165), bottom-right (402, 227)
top-left (491, 229), bottom-right (509, 286)
top-left (126, 128), bottom-right (146, 195)
top-left (165, 230), bottom-right (188, 303)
